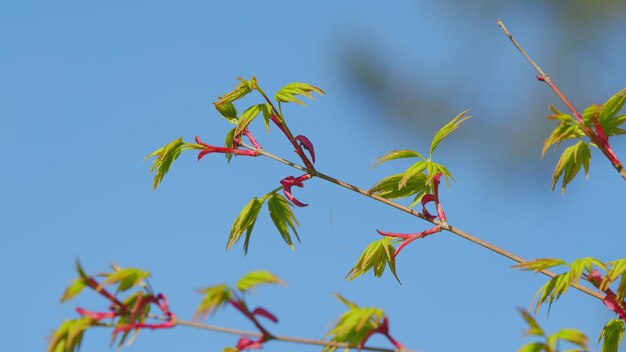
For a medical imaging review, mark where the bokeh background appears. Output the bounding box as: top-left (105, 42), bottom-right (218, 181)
top-left (2, 1), bottom-right (626, 351)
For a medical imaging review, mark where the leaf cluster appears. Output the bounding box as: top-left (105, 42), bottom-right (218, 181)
top-left (47, 317), bottom-right (97, 352)
top-left (517, 308), bottom-right (588, 352)
top-left (514, 257), bottom-right (605, 313)
top-left (146, 137), bottom-right (203, 190)
top-left (226, 192), bottom-right (300, 254)
top-left (543, 89), bottom-right (626, 192)
top-left (322, 294), bottom-right (386, 352)
top-left (345, 237), bottom-right (399, 283)
top-left (370, 111), bottom-right (469, 207)
top-left (195, 270), bottom-right (284, 320)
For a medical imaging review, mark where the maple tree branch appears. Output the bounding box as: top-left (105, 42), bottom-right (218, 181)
top-left (497, 18), bottom-right (626, 180)
top-left (241, 143), bottom-right (606, 302)
top-left (168, 317), bottom-right (409, 352)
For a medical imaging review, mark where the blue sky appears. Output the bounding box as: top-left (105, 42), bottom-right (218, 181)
top-left (2, 1), bottom-right (626, 351)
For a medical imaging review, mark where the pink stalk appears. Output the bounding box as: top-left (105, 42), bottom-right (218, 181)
top-left (588, 270), bottom-right (626, 321)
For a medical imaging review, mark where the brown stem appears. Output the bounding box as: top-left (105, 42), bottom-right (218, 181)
top-left (171, 318), bottom-right (408, 352)
top-left (496, 18), bottom-right (626, 180)
top-left (239, 142), bottom-right (606, 302)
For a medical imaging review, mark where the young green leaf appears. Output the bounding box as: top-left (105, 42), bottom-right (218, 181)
top-left (146, 137), bottom-right (203, 190)
top-left (104, 267), bottom-right (150, 292)
top-left (227, 197), bottom-right (264, 252)
top-left (346, 237), bottom-right (399, 283)
top-left (601, 259), bottom-right (626, 299)
top-left (398, 161), bottom-right (428, 190)
top-left (369, 173), bottom-right (429, 200)
top-left (323, 296), bottom-right (385, 352)
top-left (236, 270), bottom-right (285, 293)
top-left (582, 104), bottom-right (602, 127)
top-left (372, 149), bottom-right (425, 168)
top-left (234, 104), bottom-right (265, 137)
top-left (600, 89), bottom-right (626, 124)
top-left (60, 278), bottom-right (87, 303)
top-left (215, 76), bottom-right (257, 106)
top-left (274, 82), bottom-right (325, 106)
top-left (518, 308), bottom-right (545, 337)
top-left (333, 293), bottom-right (358, 309)
top-left (224, 128), bottom-right (236, 163)
top-left (598, 319), bottom-right (625, 352)
top-left (567, 257), bottom-right (604, 286)
top-left (547, 328), bottom-right (588, 350)
top-left (47, 318), bottom-right (95, 352)
top-left (214, 101), bottom-right (238, 124)
top-left (551, 141), bottom-right (591, 193)
top-left (195, 284), bottom-right (233, 320)
top-left (542, 123), bottom-right (585, 158)
top-left (267, 193), bottom-right (300, 250)
top-left (429, 110), bottom-right (470, 157)
top-left (513, 258), bottom-right (567, 272)
top-left (548, 105), bottom-right (577, 124)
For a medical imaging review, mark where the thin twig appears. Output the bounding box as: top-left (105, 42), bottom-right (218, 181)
top-left (170, 318), bottom-right (409, 352)
top-left (240, 143), bottom-right (605, 301)
top-left (497, 18), bottom-right (626, 180)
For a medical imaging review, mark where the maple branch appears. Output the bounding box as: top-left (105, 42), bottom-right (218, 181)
top-left (497, 18), bottom-right (626, 180)
top-left (240, 142), bottom-right (606, 302)
top-left (168, 317), bottom-right (409, 352)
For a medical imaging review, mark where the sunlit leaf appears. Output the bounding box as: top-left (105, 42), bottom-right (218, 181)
top-left (275, 82), bottom-right (325, 106)
top-left (551, 141), bottom-right (590, 193)
top-left (214, 102), bottom-right (238, 124)
top-left (104, 267), bottom-right (150, 292)
top-left (236, 270), bottom-right (285, 293)
top-left (429, 110), bottom-right (470, 157)
top-left (333, 293), bottom-right (358, 310)
top-left (346, 237), bottom-right (399, 282)
top-left (267, 193), bottom-right (300, 250)
top-left (60, 278), bottom-right (87, 303)
top-left (146, 138), bottom-right (202, 190)
top-left (600, 89), bottom-right (626, 124)
top-left (548, 328), bottom-right (588, 349)
top-left (215, 76), bottom-right (257, 106)
top-left (47, 318), bottom-right (95, 352)
top-left (369, 173), bottom-right (429, 200)
top-left (195, 284), bottom-right (233, 320)
top-left (517, 342), bottom-right (545, 352)
top-left (235, 104), bottom-right (264, 137)
top-left (398, 161), bottom-right (428, 189)
top-left (598, 319), bottom-right (625, 352)
top-left (518, 308), bottom-right (545, 337)
top-left (372, 150), bottom-right (425, 168)
top-left (224, 128), bottom-right (236, 163)
top-left (227, 197), bottom-right (264, 252)
top-left (323, 296), bottom-right (385, 352)
top-left (542, 123), bottom-right (585, 158)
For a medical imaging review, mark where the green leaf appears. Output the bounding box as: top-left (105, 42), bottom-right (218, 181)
top-left (548, 105), bottom-right (577, 123)
top-left (598, 319), bottom-right (625, 352)
top-left (60, 278), bottom-right (87, 302)
top-left (601, 259), bottom-right (626, 299)
top-left (582, 104), bottom-right (602, 127)
top-left (195, 284), bottom-right (233, 320)
top-left (274, 82), bottom-right (325, 106)
top-left (235, 104), bottom-right (265, 137)
top-left (518, 308), bottom-right (545, 337)
top-left (236, 270), bottom-right (285, 292)
top-left (267, 193), bottom-right (300, 250)
top-left (227, 197), bottom-right (264, 252)
top-left (517, 342), bottom-right (546, 352)
top-left (429, 110), bottom-right (470, 157)
top-left (541, 123), bottom-right (585, 158)
top-left (47, 318), bottom-right (95, 352)
top-left (346, 237), bottom-right (399, 283)
top-left (262, 104), bottom-right (273, 132)
top-left (600, 89), bottom-right (626, 124)
top-left (323, 297), bottom-right (386, 352)
top-left (215, 76), bottom-right (257, 106)
top-left (372, 149), bottom-right (425, 168)
top-left (146, 137), bottom-right (203, 190)
top-left (549, 328), bottom-right (588, 349)
top-left (432, 162), bottom-right (455, 186)
top-left (224, 128), bottom-right (236, 163)
top-left (551, 141), bottom-right (591, 193)
top-left (214, 102), bottom-right (238, 124)
top-left (514, 258), bottom-right (567, 272)
top-left (567, 257), bottom-right (603, 286)
top-left (369, 173), bottom-right (429, 200)
top-left (333, 293), bottom-right (359, 309)
top-left (398, 161), bottom-right (428, 190)
top-left (103, 267), bottom-right (150, 292)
